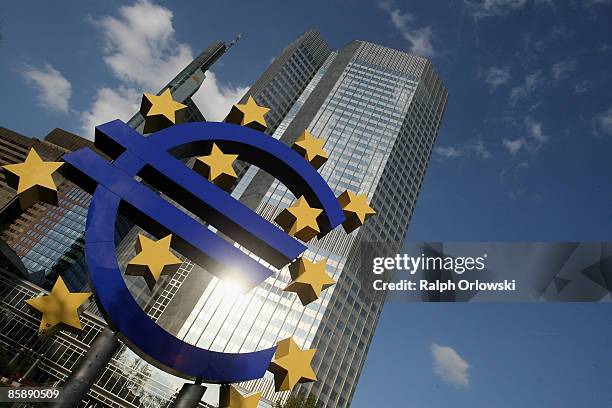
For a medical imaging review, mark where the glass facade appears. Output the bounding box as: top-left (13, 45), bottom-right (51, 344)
top-left (8, 183), bottom-right (90, 290)
top-left (0, 128), bottom-right (37, 210)
top-left (244, 30), bottom-right (331, 136)
top-left (301, 45), bottom-right (447, 407)
top-left (0, 129), bottom-right (96, 290)
top-left (3, 176), bottom-right (131, 292)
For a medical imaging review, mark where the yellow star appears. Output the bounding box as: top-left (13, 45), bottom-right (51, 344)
top-left (274, 196), bottom-right (322, 242)
top-left (25, 276), bottom-right (91, 336)
top-left (268, 337), bottom-right (317, 392)
top-left (338, 190), bottom-right (376, 233)
top-left (125, 234), bottom-right (182, 290)
top-left (292, 130), bottom-right (328, 169)
top-left (193, 143), bottom-right (239, 191)
top-left (140, 89), bottom-right (188, 133)
top-left (228, 386), bottom-right (261, 408)
top-left (225, 96), bottom-right (270, 131)
top-left (285, 257), bottom-right (335, 305)
top-left (2, 148), bottom-right (63, 210)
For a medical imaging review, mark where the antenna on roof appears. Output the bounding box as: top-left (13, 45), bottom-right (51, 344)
top-left (227, 33), bottom-right (242, 50)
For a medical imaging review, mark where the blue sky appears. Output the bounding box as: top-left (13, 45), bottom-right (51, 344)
top-left (1, 0), bottom-right (612, 406)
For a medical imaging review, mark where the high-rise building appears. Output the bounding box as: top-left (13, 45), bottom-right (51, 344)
top-left (242, 30), bottom-right (332, 136)
top-left (155, 32), bottom-right (448, 407)
top-left (0, 128), bottom-right (80, 287)
top-left (0, 128), bottom-right (132, 291)
top-left (0, 128), bottom-right (66, 213)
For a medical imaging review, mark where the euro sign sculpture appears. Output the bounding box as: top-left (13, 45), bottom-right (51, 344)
top-left (60, 119), bottom-right (346, 382)
top-left (5, 93), bottom-right (376, 397)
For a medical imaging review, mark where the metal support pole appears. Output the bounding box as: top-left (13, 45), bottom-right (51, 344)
top-left (8, 347), bottom-right (24, 366)
top-left (170, 380), bottom-right (207, 408)
top-left (52, 327), bottom-right (119, 407)
top-left (17, 357), bottom-right (40, 382)
top-left (218, 384), bottom-right (230, 408)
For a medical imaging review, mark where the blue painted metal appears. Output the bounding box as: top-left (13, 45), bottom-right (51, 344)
top-left (61, 119), bottom-right (345, 382)
top-left (94, 121), bottom-right (308, 268)
top-left (65, 149), bottom-right (275, 287)
top-left (151, 122), bottom-right (345, 234)
top-left (96, 120), bottom-right (345, 232)
top-left (84, 187), bottom-right (276, 381)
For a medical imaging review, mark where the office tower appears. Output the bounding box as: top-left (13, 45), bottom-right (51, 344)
top-left (156, 33), bottom-right (448, 407)
top-left (0, 128), bottom-right (77, 287)
top-left (0, 128), bottom-right (130, 291)
top-left (242, 30), bottom-right (332, 135)
top-left (0, 128), bottom-right (66, 213)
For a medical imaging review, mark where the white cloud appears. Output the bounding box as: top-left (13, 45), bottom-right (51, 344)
top-left (528, 101), bottom-right (543, 112)
top-left (404, 26), bottom-right (436, 58)
top-left (464, 0), bottom-right (528, 19)
top-left (192, 71), bottom-right (248, 121)
top-left (521, 25), bottom-right (571, 58)
top-left (379, 1), bottom-right (436, 58)
top-left (507, 188), bottom-right (526, 200)
top-left (81, 0), bottom-right (246, 137)
top-left (500, 118), bottom-right (547, 157)
top-left (465, 0), bottom-right (553, 19)
top-left (485, 66), bottom-right (511, 91)
top-left (434, 139), bottom-right (492, 160)
top-left (95, 0), bottom-right (192, 90)
top-left (502, 137), bottom-right (527, 154)
top-left (517, 161), bottom-right (529, 169)
top-left (471, 139), bottom-right (492, 158)
top-left (598, 107), bottom-right (612, 136)
top-left (21, 63), bottom-right (72, 113)
top-left (526, 118), bottom-right (548, 142)
top-left (434, 146), bottom-right (463, 158)
top-left (573, 80), bottom-right (590, 94)
top-left (509, 71), bottom-right (543, 106)
top-left (80, 87), bottom-right (140, 137)
top-left (551, 59), bottom-right (577, 81)
top-left (431, 343), bottom-right (470, 388)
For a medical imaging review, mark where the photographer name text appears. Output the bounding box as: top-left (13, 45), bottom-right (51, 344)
top-left (373, 279), bottom-right (517, 292)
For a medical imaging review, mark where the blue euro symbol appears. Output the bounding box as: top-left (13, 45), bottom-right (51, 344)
top-left (61, 120), bottom-right (345, 382)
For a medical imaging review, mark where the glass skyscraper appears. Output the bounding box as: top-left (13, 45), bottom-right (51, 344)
top-left (154, 32), bottom-right (448, 407)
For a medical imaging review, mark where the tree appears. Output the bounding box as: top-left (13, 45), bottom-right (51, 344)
top-left (274, 392), bottom-right (319, 408)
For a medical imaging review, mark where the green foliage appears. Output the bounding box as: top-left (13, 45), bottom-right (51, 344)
top-left (274, 392), bottom-right (319, 408)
